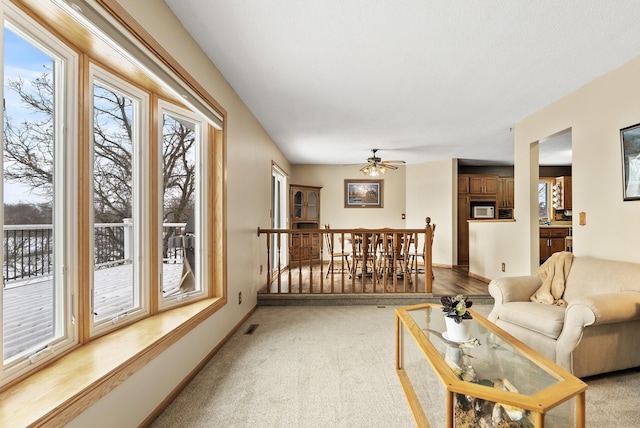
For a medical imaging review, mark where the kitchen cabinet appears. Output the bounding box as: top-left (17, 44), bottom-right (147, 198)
top-left (458, 174), bottom-right (471, 194)
top-left (469, 175), bottom-right (498, 195)
top-left (457, 174), bottom-right (501, 265)
top-left (290, 185), bottom-right (321, 262)
top-left (497, 177), bottom-right (515, 208)
top-left (457, 195), bottom-right (470, 265)
top-left (539, 227), bottom-right (569, 264)
top-left (552, 176), bottom-right (572, 210)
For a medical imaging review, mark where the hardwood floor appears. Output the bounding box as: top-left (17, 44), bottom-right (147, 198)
top-left (431, 266), bottom-right (490, 296)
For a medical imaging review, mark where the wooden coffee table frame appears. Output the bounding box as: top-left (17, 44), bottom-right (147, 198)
top-left (396, 303), bottom-right (587, 428)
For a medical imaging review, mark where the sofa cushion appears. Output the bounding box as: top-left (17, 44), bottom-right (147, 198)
top-left (563, 257), bottom-right (640, 302)
top-left (498, 302), bottom-right (566, 339)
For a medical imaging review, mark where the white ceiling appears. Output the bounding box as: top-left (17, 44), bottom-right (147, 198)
top-left (540, 130), bottom-right (572, 166)
top-left (165, 1), bottom-right (640, 167)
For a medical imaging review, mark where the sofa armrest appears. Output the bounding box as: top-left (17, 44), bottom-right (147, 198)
top-left (567, 292), bottom-right (640, 326)
top-left (556, 292), bottom-right (640, 373)
top-left (489, 276), bottom-right (542, 304)
top-left (488, 276), bottom-right (542, 322)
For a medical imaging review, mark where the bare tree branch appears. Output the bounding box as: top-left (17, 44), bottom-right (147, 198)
top-left (4, 69), bottom-right (198, 263)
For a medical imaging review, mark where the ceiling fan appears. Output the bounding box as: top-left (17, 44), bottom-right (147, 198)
top-left (360, 149), bottom-right (406, 177)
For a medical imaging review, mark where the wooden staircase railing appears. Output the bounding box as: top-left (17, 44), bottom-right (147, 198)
top-left (257, 218), bottom-right (436, 294)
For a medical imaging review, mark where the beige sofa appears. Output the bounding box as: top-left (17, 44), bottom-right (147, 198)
top-left (488, 256), bottom-right (640, 378)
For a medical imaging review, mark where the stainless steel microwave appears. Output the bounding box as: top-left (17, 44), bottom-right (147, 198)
top-left (472, 205), bottom-right (495, 219)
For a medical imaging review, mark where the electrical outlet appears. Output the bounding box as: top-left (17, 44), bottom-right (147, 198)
top-left (260, 265), bottom-right (263, 274)
top-left (501, 262), bottom-right (505, 272)
top-left (238, 291), bottom-right (242, 304)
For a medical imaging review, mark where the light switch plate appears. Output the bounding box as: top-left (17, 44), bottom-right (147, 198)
top-left (579, 212), bottom-right (586, 226)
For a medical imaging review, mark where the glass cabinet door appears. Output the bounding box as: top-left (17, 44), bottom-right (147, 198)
top-left (307, 191), bottom-right (317, 220)
top-left (293, 190), bottom-right (303, 219)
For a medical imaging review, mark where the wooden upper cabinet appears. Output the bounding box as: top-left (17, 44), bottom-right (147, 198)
top-left (458, 175), bottom-right (471, 194)
top-left (469, 175), bottom-right (498, 195)
top-left (497, 177), bottom-right (515, 208)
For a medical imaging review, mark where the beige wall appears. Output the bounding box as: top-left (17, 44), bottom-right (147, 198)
top-left (291, 164), bottom-right (406, 229)
top-left (470, 55), bottom-right (640, 279)
top-left (290, 162), bottom-right (456, 266)
top-left (405, 160), bottom-right (456, 266)
top-left (68, 1), bottom-right (290, 426)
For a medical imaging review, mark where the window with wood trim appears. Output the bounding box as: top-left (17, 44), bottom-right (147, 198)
top-left (538, 178), bottom-right (553, 221)
top-left (1, 0), bottom-right (225, 387)
top-left (89, 65), bottom-right (150, 336)
top-left (158, 100), bottom-right (208, 307)
top-left (2, 5), bottom-right (79, 384)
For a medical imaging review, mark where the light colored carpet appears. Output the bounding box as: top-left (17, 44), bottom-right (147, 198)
top-left (150, 305), bottom-right (640, 427)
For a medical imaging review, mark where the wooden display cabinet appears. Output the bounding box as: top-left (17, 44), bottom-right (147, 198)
top-left (290, 185), bottom-right (321, 262)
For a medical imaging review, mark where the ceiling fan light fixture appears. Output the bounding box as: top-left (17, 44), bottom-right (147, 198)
top-left (362, 164), bottom-right (384, 177)
top-left (359, 149), bottom-right (402, 176)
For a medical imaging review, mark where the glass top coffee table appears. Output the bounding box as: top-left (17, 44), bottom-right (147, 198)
top-left (396, 303), bottom-right (587, 428)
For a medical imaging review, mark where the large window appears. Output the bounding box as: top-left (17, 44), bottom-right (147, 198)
top-left (1, 0), bottom-right (224, 388)
top-left (538, 178), bottom-right (553, 221)
top-left (2, 8), bottom-right (78, 383)
top-left (158, 101), bottom-right (207, 307)
top-left (89, 66), bottom-right (150, 335)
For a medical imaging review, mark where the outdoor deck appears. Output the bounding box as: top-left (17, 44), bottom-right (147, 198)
top-left (3, 263), bottom-right (183, 359)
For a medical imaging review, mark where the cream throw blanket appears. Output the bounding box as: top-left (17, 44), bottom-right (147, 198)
top-left (530, 251), bottom-right (574, 306)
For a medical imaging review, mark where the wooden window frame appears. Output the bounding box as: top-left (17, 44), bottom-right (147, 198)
top-left (538, 178), bottom-right (554, 221)
top-left (1, 0), bottom-right (80, 387)
top-left (0, 1), bottom-right (228, 425)
top-left (157, 99), bottom-right (210, 310)
top-left (88, 64), bottom-right (152, 337)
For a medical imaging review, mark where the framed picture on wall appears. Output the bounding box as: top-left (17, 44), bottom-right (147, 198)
top-left (344, 179), bottom-right (383, 208)
top-left (620, 123), bottom-right (640, 201)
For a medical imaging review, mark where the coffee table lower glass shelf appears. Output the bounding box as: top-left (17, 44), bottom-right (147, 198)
top-left (396, 303), bottom-right (587, 428)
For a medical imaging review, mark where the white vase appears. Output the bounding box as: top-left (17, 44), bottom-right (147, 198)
top-left (444, 316), bottom-right (472, 342)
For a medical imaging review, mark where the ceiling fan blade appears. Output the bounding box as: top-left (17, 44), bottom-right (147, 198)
top-left (356, 150), bottom-right (405, 174)
top-left (380, 164), bottom-right (398, 170)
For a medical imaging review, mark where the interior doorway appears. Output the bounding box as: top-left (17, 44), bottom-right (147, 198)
top-left (271, 163), bottom-right (288, 271)
top-left (538, 129), bottom-right (573, 263)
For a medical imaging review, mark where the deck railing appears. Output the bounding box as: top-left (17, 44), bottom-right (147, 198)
top-left (3, 222), bottom-right (186, 286)
top-left (257, 218), bottom-right (436, 294)
top-left (3, 225), bottom-right (53, 283)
